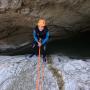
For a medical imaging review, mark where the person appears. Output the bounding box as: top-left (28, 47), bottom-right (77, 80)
top-left (30, 19), bottom-right (49, 62)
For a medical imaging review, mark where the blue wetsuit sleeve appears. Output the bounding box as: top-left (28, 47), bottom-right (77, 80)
top-left (33, 30), bottom-right (38, 43)
top-left (42, 31), bottom-right (49, 45)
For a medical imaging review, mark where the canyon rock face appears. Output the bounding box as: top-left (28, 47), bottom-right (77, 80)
top-left (0, 0), bottom-right (90, 54)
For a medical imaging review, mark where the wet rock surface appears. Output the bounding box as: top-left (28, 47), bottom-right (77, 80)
top-left (0, 55), bottom-right (90, 90)
top-left (52, 55), bottom-right (90, 90)
top-left (0, 55), bottom-right (59, 90)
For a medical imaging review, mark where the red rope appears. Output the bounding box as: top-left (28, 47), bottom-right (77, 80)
top-left (36, 46), bottom-right (45, 90)
top-left (36, 47), bottom-right (40, 90)
top-left (42, 64), bottom-right (44, 81)
top-left (40, 63), bottom-right (44, 90)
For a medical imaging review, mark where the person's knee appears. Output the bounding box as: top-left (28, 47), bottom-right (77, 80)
top-left (44, 46), bottom-right (46, 51)
top-left (32, 41), bottom-right (37, 48)
top-left (32, 44), bottom-right (35, 48)
top-left (42, 44), bottom-right (46, 50)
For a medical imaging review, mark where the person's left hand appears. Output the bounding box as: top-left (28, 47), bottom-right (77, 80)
top-left (38, 42), bottom-right (42, 47)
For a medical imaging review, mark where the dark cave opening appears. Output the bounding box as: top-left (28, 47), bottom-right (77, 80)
top-left (1, 30), bottom-right (90, 59)
top-left (47, 30), bottom-right (90, 59)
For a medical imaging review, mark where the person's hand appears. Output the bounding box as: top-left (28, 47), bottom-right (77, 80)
top-left (38, 42), bottom-right (42, 47)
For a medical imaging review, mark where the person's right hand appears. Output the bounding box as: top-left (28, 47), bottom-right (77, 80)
top-left (38, 42), bottom-right (41, 47)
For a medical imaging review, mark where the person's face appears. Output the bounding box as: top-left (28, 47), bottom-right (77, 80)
top-left (38, 26), bottom-right (44, 31)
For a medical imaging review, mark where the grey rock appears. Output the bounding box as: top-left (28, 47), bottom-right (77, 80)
top-left (0, 0), bottom-right (90, 54)
top-left (0, 0), bottom-right (22, 10)
top-left (20, 8), bottom-right (30, 15)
